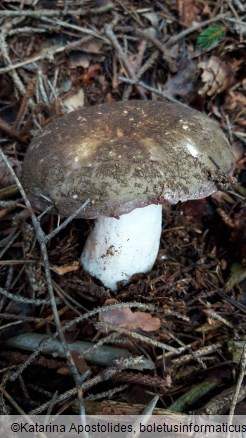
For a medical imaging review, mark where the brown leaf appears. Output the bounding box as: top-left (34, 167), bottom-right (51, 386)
top-left (79, 37), bottom-right (104, 54)
top-left (198, 56), bottom-right (234, 97)
top-left (50, 261), bottom-right (80, 275)
top-left (163, 59), bottom-right (197, 98)
top-left (178, 0), bottom-right (199, 27)
top-left (71, 351), bottom-right (90, 375)
top-left (56, 366), bottom-right (70, 375)
top-left (82, 64), bottom-right (101, 84)
top-left (101, 300), bottom-right (160, 332)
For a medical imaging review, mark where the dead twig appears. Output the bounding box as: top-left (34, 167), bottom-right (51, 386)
top-left (203, 308), bottom-right (234, 329)
top-left (0, 286), bottom-right (61, 306)
top-left (0, 4), bottom-right (114, 18)
top-left (0, 116), bottom-right (27, 143)
top-left (0, 385), bottom-right (27, 415)
top-left (7, 302), bottom-right (156, 381)
top-left (29, 356), bottom-right (149, 415)
top-left (0, 185), bottom-right (19, 199)
top-left (233, 0), bottom-right (245, 12)
top-left (115, 25), bottom-right (176, 71)
top-left (3, 332), bottom-right (154, 369)
top-left (0, 148), bottom-right (89, 415)
top-left (162, 328), bottom-right (207, 369)
top-left (104, 24), bottom-right (147, 100)
top-left (128, 395), bottom-right (159, 438)
top-left (0, 33), bottom-right (103, 75)
top-left (0, 29), bottom-right (28, 97)
top-left (43, 199), bottom-right (90, 244)
top-left (96, 321), bottom-right (180, 354)
top-left (14, 79), bottom-right (36, 129)
top-left (118, 76), bottom-right (190, 108)
top-left (166, 14), bottom-right (228, 48)
top-left (226, 344), bottom-right (246, 438)
top-left (170, 342), bottom-right (223, 366)
top-left (112, 371), bottom-right (168, 393)
top-left (72, 399), bottom-right (171, 415)
top-left (40, 16), bottom-right (107, 41)
top-left (122, 40), bottom-right (147, 100)
top-left (169, 377), bottom-right (223, 412)
top-left (195, 384), bottom-right (246, 415)
top-left (86, 385), bottom-right (128, 401)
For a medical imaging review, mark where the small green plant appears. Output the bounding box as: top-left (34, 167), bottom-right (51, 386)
top-left (197, 24), bottom-right (227, 48)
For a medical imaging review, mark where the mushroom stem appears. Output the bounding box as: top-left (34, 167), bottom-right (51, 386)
top-left (81, 204), bottom-right (162, 291)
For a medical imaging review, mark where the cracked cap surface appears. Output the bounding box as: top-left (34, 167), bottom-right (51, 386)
top-left (22, 100), bottom-right (235, 218)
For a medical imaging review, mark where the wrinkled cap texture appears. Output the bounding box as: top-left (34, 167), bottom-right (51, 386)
top-left (22, 100), bottom-right (234, 219)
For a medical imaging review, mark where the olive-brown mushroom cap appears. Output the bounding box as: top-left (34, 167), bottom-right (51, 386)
top-left (22, 100), bottom-right (234, 219)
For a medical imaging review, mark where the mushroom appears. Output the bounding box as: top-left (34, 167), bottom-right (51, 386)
top-left (22, 100), bottom-right (234, 291)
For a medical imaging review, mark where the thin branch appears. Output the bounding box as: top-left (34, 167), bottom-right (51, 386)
top-left (232, 0), bottom-right (245, 12)
top-left (0, 115), bottom-right (27, 143)
top-left (44, 199), bottom-right (90, 244)
top-left (4, 332), bottom-right (153, 370)
top-left (0, 34), bottom-right (105, 75)
top-left (7, 27), bottom-right (47, 36)
top-left (29, 356), bottom-right (148, 415)
top-left (40, 16), bottom-right (107, 41)
top-left (9, 302), bottom-right (156, 381)
top-left (128, 395), bottom-right (159, 438)
top-left (118, 76), bottom-right (190, 108)
top-left (166, 14), bottom-right (228, 48)
top-left (0, 148), bottom-right (89, 414)
top-left (0, 4), bottom-right (114, 18)
top-left (96, 322), bottom-right (180, 354)
top-left (104, 24), bottom-right (147, 100)
top-left (226, 343), bottom-right (246, 438)
top-left (0, 286), bottom-right (61, 306)
top-left (0, 30), bottom-right (27, 96)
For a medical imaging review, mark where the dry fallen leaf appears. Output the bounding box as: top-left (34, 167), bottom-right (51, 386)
top-left (198, 56), bottom-right (234, 97)
top-left (50, 261), bottom-right (80, 275)
top-left (195, 319), bottom-right (224, 333)
top-left (142, 11), bottom-right (161, 27)
top-left (163, 59), bottom-right (197, 98)
top-left (100, 299), bottom-right (161, 332)
top-left (82, 63), bottom-right (101, 85)
top-left (178, 0), bottom-right (199, 27)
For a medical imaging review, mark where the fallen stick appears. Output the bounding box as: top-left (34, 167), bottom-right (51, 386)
top-left (4, 332), bottom-right (154, 370)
